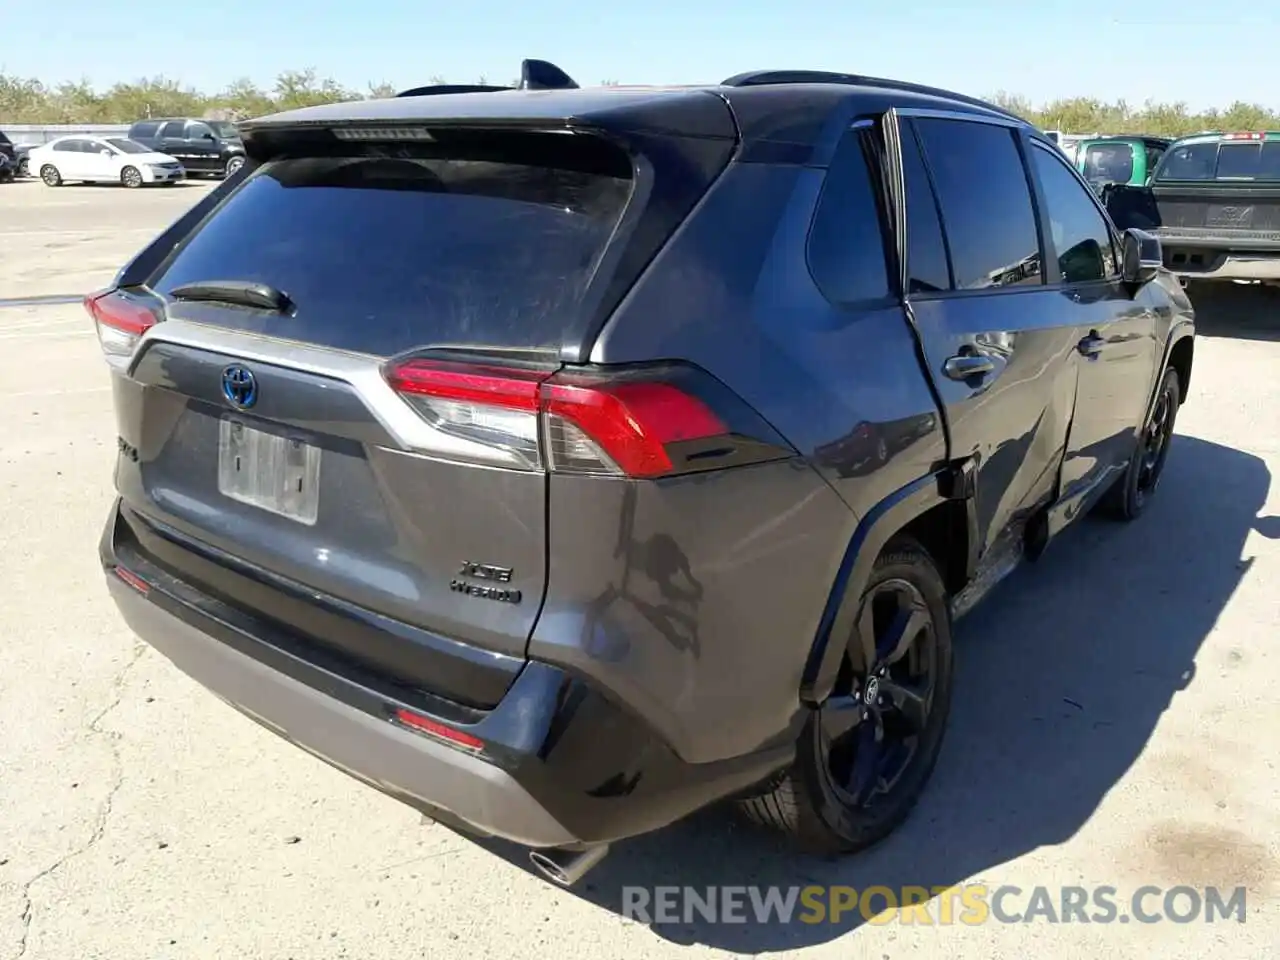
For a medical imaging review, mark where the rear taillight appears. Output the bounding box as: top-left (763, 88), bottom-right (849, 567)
top-left (382, 357), bottom-right (790, 478)
top-left (84, 289), bottom-right (161, 370)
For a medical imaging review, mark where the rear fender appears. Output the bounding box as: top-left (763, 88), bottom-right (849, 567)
top-left (801, 466), bottom-right (971, 704)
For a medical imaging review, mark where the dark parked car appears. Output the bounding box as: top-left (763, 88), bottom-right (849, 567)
top-left (0, 129), bottom-right (17, 179)
top-left (90, 60), bottom-right (1195, 887)
top-left (1104, 131), bottom-right (1280, 285)
top-left (126, 117), bottom-right (245, 178)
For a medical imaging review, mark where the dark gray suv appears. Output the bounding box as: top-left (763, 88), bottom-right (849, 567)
top-left (92, 60), bottom-right (1195, 886)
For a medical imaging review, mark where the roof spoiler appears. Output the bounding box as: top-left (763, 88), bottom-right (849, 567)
top-left (397, 59), bottom-right (580, 98)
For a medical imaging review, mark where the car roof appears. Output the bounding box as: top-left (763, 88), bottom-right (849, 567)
top-left (239, 67), bottom-right (1028, 154)
top-left (1170, 131), bottom-right (1280, 146)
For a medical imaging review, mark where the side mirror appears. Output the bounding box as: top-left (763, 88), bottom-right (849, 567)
top-left (1121, 228), bottom-right (1162, 285)
top-left (203, 133), bottom-right (217, 141)
top-left (100, 149), bottom-right (112, 157)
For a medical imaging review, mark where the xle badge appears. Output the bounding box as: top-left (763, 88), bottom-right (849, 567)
top-left (451, 561), bottom-right (522, 604)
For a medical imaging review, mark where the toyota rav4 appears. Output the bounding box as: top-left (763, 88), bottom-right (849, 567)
top-left (93, 59), bottom-right (1195, 886)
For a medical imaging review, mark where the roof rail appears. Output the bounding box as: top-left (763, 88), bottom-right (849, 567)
top-left (396, 59), bottom-right (579, 98)
top-left (718, 70), bottom-right (1026, 125)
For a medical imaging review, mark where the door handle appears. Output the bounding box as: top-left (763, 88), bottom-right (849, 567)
top-left (943, 354), bottom-right (995, 380)
top-left (1078, 332), bottom-right (1105, 357)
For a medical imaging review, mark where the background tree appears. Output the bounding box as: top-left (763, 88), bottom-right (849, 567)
top-left (2, 70), bottom-right (1278, 134)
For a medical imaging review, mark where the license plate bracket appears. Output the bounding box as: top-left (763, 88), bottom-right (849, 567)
top-left (217, 418), bottom-right (321, 525)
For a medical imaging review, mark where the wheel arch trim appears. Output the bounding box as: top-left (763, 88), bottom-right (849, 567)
top-left (800, 468), bottom-right (956, 705)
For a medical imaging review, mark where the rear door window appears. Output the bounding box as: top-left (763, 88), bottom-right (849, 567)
top-left (152, 138), bottom-right (635, 357)
top-left (1030, 143), bottom-right (1117, 283)
top-left (912, 118), bottom-right (1042, 290)
top-left (159, 121), bottom-right (186, 139)
top-left (131, 121), bottom-right (160, 139)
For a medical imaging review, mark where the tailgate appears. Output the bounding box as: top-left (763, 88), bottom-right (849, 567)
top-left (1150, 184), bottom-right (1280, 241)
top-left (102, 120), bottom-right (734, 706)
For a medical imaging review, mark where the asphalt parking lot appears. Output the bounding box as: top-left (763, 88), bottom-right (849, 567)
top-left (1, 176), bottom-right (1278, 959)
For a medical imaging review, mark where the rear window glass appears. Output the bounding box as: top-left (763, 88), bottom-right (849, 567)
top-left (1082, 143), bottom-right (1135, 184)
top-left (153, 144), bottom-right (634, 356)
top-left (1156, 140), bottom-right (1280, 181)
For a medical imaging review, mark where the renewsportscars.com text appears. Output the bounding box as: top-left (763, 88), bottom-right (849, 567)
top-left (622, 884), bottom-right (1248, 926)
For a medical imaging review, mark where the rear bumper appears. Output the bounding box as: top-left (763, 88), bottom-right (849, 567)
top-left (100, 499), bottom-right (788, 847)
top-left (107, 573), bottom-right (577, 846)
top-left (1155, 232), bottom-right (1280, 281)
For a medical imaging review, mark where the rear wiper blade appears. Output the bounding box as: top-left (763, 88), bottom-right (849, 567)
top-left (169, 280), bottom-right (293, 313)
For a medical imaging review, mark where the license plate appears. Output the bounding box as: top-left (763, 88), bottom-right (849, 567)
top-left (1206, 204), bottom-right (1254, 229)
top-left (217, 418), bottom-right (321, 525)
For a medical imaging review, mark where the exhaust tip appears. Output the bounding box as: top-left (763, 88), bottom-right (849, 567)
top-left (528, 850), bottom-right (571, 885)
top-left (528, 844), bottom-right (609, 886)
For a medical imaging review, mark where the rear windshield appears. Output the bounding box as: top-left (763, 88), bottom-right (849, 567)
top-left (1156, 140), bottom-right (1280, 181)
top-left (1082, 143), bottom-right (1135, 183)
top-left (152, 139), bottom-right (634, 356)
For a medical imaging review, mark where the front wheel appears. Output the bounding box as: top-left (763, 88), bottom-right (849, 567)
top-left (1100, 366), bottom-right (1180, 521)
top-left (40, 164), bottom-right (62, 187)
top-left (120, 166), bottom-right (143, 189)
top-left (223, 156), bottom-right (244, 178)
top-left (738, 537), bottom-right (954, 854)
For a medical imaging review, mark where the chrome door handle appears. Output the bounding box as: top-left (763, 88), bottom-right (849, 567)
top-left (943, 354), bottom-right (995, 380)
top-left (1078, 332), bottom-right (1105, 357)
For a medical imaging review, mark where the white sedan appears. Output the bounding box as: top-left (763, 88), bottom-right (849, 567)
top-left (29, 135), bottom-right (185, 188)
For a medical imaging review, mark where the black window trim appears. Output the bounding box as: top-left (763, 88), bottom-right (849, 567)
top-left (889, 112), bottom-right (957, 295)
top-left (892, 107), bottom-right (1049, 301)
top-left (1027, 138), bottom-right (1122, 287)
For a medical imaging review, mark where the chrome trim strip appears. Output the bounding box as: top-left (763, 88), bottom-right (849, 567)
top-left (129, 319), bottom-right (539, 469)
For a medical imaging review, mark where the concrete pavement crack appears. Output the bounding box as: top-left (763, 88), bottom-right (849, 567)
top-left (12, 642), bottom-right (147, 960)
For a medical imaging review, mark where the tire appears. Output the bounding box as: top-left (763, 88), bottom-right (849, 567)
top-left (224, 155), bottom-right (244, 178)
top-left (17, 157), bottom-right (29, 178)
top-left (739, 537), bottom-right (954, 854)
top-left (120, 166), bottom-right (143, 189)
top-left (1100, 366), bottom-right (1180, 521)
top-left (40, 164), bottom-right (62, 187)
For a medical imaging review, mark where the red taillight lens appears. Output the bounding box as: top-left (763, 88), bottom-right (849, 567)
top-left (385, 359), bottom-right (548, 471)
top-left (543, 379), bottom-right (726, 477)
top-left (391, 708), bottom-right (484, 751)
top-left (84, 289), bottom-right (161, 369)
top-left (381, 358), bottom-right (743, 478)
top-left (386, 359), bottom-right (543, 411)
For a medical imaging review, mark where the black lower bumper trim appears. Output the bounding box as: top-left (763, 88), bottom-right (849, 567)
top-left (101, 499), bottom-right (792, 845)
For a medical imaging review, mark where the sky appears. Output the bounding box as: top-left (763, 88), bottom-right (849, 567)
top-left (3, 0), bottom-right (1276, 110)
